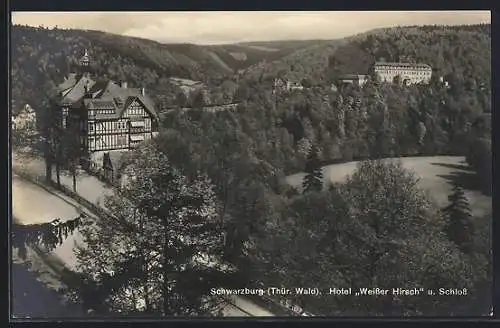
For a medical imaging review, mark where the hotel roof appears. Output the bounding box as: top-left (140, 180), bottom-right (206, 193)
top-left (57, 76), bottom-right (159, 121)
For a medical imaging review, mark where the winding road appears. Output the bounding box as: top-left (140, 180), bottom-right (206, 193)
top-left (11, 153), bottom-right (274, 318)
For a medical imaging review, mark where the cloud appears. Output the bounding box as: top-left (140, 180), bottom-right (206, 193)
top-left (12, 11), bottom-right (491, 45)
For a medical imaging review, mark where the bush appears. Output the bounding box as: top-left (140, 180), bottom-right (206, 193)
top-left (466, 137), bottom-right (491, 194)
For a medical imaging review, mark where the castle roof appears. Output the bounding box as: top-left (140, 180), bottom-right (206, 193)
top-left (374, 62), bottom-right (431, 69)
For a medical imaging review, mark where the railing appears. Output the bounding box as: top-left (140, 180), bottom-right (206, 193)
top-left (13, 167), bottom-right (312, 317)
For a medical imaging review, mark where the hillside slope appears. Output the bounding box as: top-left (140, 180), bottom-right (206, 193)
top-left (158, 24), bottom-right (491, 179)
top-left (10, 26), bottom-right (314, 115)
top-left (244, 24), bottom-right (491, 92)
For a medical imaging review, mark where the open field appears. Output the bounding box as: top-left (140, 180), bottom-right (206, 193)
top-left (11, 159), bottom-right (274, 317)
top-left (286, 156), bottom-right (492, 218)
top-left (14, 153), bottom-right (491, 317)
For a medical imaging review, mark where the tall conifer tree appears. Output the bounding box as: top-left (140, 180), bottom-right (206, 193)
top-left (302, 145), bottom-right (323, 193)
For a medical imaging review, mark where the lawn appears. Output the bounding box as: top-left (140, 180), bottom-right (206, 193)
top-left (286, 156), bottom-right (492, 218)
top-left (12, 175), bottom-right (81, 225)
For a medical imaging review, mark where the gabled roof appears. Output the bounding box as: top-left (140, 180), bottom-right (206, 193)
top-left (85, 99), bottom-right (117, 110)
top-left (98, 82), bottom-right (158, 120)
top-left (60, 74), bottom-right (96, 105)
top-left (57, 74), bottom-right (159, 121)
top-left (87, 80), bottom-right (108, 96)
top-left (57, 73), bottom-right (78, 92)
top-left (103, 151), bottom-right (129, 170)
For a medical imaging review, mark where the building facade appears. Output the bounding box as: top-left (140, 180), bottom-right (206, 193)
top-left (272, 78), bottom-right (304, 93)
top-left (373, 62), bottom-right (432, 85)
top-left (339, 74), bottom-right (368, 87)
top-left (56, 49), bottom-right (159, 170)
top-left (12, 104), bottom-right (37, 133)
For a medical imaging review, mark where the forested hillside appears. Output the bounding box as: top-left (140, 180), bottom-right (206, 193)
top-left (245, 24), bottom-right (491, 90)
top-left (153, 24), bottom-right (491, 316)
top-left (12, 23), bottom-right (492, 316)
top-left (12, 24), bottom-right (491, 177)
top-left (207, 24), bottom-right (491, 174)
top-left (10, 25), bottom-right (312, 115)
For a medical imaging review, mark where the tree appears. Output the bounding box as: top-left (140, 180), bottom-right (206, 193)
top-left (442, 184), bottom-right (474, 253)
top-left (302, 145), bottom-right (323, 193)
top-left (12, 216), bottom-right (84, 261)
top-left (416, 121), bottom-right (427, 145)
top-left (259, 160), bottom-right (478, 316)
top-left (234, 82), bottom-right (250, 102)
top-left (191, 89), bottom-right (209, 109)
top-left (466, 137), bottom-right (491, 195)
top-left (73, 142), bottom-right (229, 316)
top-left (60, 119), bottom-right (81, 192)
top-left (301, 78), bottom-right (312, 89)
top-left (36, 80), bottom-right (60, 184)
top-left (11, 106), bottom-right (39, 153)
top-left (176, 91), bottom-right (189, 108)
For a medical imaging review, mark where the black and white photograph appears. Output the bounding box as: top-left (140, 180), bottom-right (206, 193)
top-left (10, 10), bottom-right (492, 318)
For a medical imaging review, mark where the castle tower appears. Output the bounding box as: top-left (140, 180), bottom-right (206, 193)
top-left (78, 49), bottom-right (91, 75)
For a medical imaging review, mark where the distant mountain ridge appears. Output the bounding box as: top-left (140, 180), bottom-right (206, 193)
top-left (242, 24), bottom-right (491, 89)
top-left (10, 24), bottom-right (491, 116)
top-left (11, 25), bottom-right (322, 114)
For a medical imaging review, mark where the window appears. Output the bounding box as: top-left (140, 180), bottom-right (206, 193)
top-left (117, 135), bottom-right (127, 147)
top-left (89, 122), bottom-right (94, 132)
top-left (127, 102), bottom-right (144, 117)
top-left (130, 121), bottom-right (145, 128)
top-left (130, 134), bottom-right (145, 145)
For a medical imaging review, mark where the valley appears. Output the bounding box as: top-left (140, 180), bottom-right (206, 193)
top-left (10, 14), bottom-right (492, 318)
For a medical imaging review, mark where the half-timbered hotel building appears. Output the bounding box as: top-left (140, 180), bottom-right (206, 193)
top-left (57, 49), bottom-right (159, 175)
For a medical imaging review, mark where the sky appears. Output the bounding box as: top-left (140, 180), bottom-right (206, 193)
top-left (11, 11), bottom-right (491, 45)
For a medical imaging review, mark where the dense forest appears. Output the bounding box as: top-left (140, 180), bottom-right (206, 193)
top-left (243, 24), bottom-right (491, 88)
top-left (150, 25), bottom-right (492, 315)
top-left (11, 25), bottom-right (316, 116)
top-left (11, 23), bottom-right (492, 316)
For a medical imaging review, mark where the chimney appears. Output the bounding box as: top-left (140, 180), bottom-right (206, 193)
top-left (141, 87), bottom-right (145, 96)
top-left (121, 81), bottom-right (128, 89)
